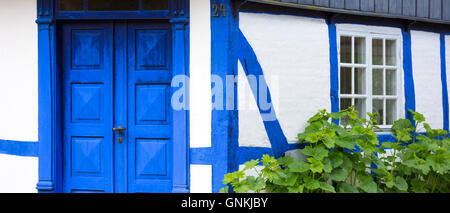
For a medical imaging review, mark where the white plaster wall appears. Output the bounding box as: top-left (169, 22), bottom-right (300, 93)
top-left (190, 0), bottom-right (211, 148)
top-left (0, 0), bottom-right (38, 141)
top-left (237, 62), bottom-right (271, 147)
top-left (0, 0), bottom-right (38, 193)
top-left (411, 30), bottom-right (443, 129)
top-left (188, 0), bottom-right (212, 193)
top-left (238, 12), bottom-right (331, 147)
top-left (0, 154), bottom-right (38, 193)
top-left (190, 165), bottom-right (212, 193)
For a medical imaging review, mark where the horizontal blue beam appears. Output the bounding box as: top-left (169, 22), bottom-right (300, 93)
top-left (0, 140), bottom-right (38, 157)
top-left (0, 134), bottom-right (397, 161)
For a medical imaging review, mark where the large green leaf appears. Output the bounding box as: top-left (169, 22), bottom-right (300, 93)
top-left (301, 145), bottom-right (328, 161)
top-left (410, 110), bottom-right (425, 123)
top-left (427, 153), bottom-right (449, 173)
top-left (330, 168), bottom-right (348, 181)
top-left (335, 137), bottom-right (356, 150)
top-left (323, 137), bottom-right (336, 149)
top-left (305, 133), bottom-right (319, 143)
top-left (341, 155), bottom-right (353, 171)
top-left (410, 179), bottom-right (428, 193)
top-left (304, 177), bottom-right (320, 190)
top-left (338, 182), bottom-right (359, 193)
top-left (288, 185), bottom-right (305, 193)
top-left (273, 173), bottom-right (298, 187)
top-left (384, 174), bottom-right (395, 188)
top-left (328, 152), bottom-right (344, 168)
top-left (392, 119), bottom-right (412, 131)
top-left (288, 161), bottom-right (310, 173)
top-left (394, 176), bottom-right (408, 191)
top-left (276, 156), bottom-right (294, 167)
top-left (308, 158), bottom-right (324, 173)
top-left (319, 182), bottom-right (336, 193)
top-left (357, 175), bottom-right (377, 193)
top-left (322, 158), bottom-right (333, 173)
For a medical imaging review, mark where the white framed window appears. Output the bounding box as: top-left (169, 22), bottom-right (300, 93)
top-left (337, 25), bottom-right (403, 129)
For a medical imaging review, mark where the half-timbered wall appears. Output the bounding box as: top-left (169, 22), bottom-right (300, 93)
top-left (238, 12), bottom-right (331, 147)
top-left (0, 0), bottom-right (449, 193)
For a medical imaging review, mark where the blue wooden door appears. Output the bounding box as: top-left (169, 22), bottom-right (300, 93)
top-left (62, 22), bottom-right (173, 193)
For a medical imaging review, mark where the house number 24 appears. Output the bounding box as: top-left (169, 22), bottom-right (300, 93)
top-left (212, 3), bottom-right (227, 17)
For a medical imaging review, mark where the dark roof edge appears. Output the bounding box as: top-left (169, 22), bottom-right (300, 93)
top-left (247, 0), bottom-right (450, 26)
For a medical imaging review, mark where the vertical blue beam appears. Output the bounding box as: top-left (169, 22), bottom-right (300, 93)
top-left (440, 33), bottom-right (449, 131)
top-left (171, 6), bottom-right (190, 192)
top-left (328, 20), bottom-right (339, 123)
top-left (36, 0), bottom-right (59, 193)
top-left (238, 30), bottom-right (289, 158)
top-left (210, 0), bottom-right (239, 193)
top-left (402, 29), bottom-right (416, 122)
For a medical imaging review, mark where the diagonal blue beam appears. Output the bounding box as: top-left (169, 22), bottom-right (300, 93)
top-left (440, 33), bottom-right (449, 131)
top-left (237, 29), bottom-right (289, 158)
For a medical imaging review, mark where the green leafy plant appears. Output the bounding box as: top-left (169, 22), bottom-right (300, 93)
top-left (220, 107), bottom-right (450, 193)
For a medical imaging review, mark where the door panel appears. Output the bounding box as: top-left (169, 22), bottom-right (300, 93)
top-left (62, 22), bottom-right (174, 193)
top-left (63, 23), bottom-right (114, 193)
top-left (127, 23), bottom-right (173, 193)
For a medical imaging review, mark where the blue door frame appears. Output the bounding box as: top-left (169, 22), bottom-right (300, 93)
top-left (36, 0), bottom-right (190, 193)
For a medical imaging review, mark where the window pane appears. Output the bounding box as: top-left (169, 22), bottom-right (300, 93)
top-left (372, 69), bottom-right (383, 95)
top-left (340, 98), bottom-right (352, 111)
top-left (354, 37), bottom-right (366, 64)
top-left (143, 0), bottom-right (169, 10)
top-left (355, 98), bottom-right (366, 119)
top-left (386, 40), bottom-right (397, 66)
top-left (60, 0), bottom-right (84, 11)
top-left (373, 99), bottom-right (384, 125)
top-left (88, 0), bottom-right (139, 11)
top-left (372, 39), bottom-right (383, 65)
top-left (340, 67), bottom-right (352, 94)
top-left (340, 36), bottom-right (352, 63)
top-left (386, 69), bottom-right (397, 95)
top-left (386, 99), bottom-right (397, 125)
top-left (354, 68), bottom-right (366, 94)
top-left (340, 98), bottom-right (352, 125)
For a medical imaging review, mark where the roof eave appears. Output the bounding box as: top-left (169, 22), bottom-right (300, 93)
top-left (247, 0), bottom-right (450, 26)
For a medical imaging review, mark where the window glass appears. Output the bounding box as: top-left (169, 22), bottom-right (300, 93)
top-left (372, 99), bottom-right (384, 125)
top-left (60, 0), bottom-right (84, 11)
top-left (143, 0), bottom-right (169, 10)
top-left (354, 37), bottom-right (366, 64)
top-left (386, 40), bottom-right (397, 66)
top-left (372, 69), bottom-right (383, 95)
top-left (355, 98), bottom-right (366, 119)
top-left (386, 99), bottom-right (397, 125)
top-left (340, 67), bottom-right (352, 94)
top-left (340, 36), bottom-right (352, 63)
top-left (88, 0), bottom-right (139, 11)
top-left (386, 69), bottom-right (396, 95)
top-left (354, 68), bottom-right (365, 94)
top-left (372, 39), bottom-right (383, 65)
